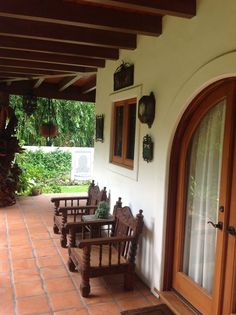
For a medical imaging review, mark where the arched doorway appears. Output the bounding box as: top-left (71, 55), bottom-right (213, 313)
top-left (164, 78), bottom-right (236, 315)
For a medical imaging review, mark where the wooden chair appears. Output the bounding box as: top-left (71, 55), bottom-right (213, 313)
top-left (66, 198), bottom-right (144, 297)
top-left (52, 181), bottom-right (108, 247)
top-left (51, 180), bottom-right (96, 222)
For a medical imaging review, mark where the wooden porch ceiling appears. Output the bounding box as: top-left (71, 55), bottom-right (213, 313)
top-left (0, 0), bottom-right (196, 102)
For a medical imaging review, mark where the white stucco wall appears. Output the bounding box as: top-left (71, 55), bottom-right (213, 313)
top-left (93, 0), bottom-right (236, 292)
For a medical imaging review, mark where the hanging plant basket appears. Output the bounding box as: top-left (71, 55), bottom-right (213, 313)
top-left (39, 122), bottom-right (58, 138)
top-left (39, 98), bottom-right (58, 145)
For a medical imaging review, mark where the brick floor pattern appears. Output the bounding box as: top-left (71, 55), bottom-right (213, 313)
top-left (0, 194), bottom-right (161, 315)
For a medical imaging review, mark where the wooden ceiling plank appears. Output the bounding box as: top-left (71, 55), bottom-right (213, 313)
top-left (73, 0), bottom-right (196, 18)
top-left (0, 17), bottom-right (137, 49)
top-left (0, 81), bottom-right (96, 102)
top-left (0, 36), bottom-right (119, 59)
top-left (59, 75), bottom-right (82, 91)
top-left (0, 48), bottom-right (105, 68)
top-left (0, 0), bottom-right (162, 35)
top-left (0, 59), bottom-right (97, 73)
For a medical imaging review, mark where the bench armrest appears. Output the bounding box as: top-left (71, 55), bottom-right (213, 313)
top-left (51, 196), bottom-right (89, 203)
top-left (78, 235), bottom-right (135, 248)
top-left (59, 205), bottom-right (98, 214)
top-left (65, 218), bottom-right (114, 232)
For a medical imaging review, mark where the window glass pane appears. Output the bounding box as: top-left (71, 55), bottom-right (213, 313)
top-left (126, 103), bottom-right (136, 160)
top-left (114, 106), bottom-right (123, 157)
top-left (182, 100), bottom-right (226, 294)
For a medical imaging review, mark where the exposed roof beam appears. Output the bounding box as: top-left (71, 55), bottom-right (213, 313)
top-left (33, 78), bottom-right (44, 89)
top-left (58, 75), bottom-right (82, 92)
top-left (0, 0), bottom-right (162, 36)
top-left (0, 66), bottom-right (61, 76)
top-left (0, 36), bottom-right (119, 60)
top-left (0, 73), bottom-right (34, 80)
top-left (0, 73), bottom-right (84, 83)
top-left (0, 17), bottom-right (137, 49)
top-left (0, 59), bottom-right (97, 73)
top-left (0, 81), bottom-right (96, 102)
top-left (0, 48), bottom-right (105, 68)
top-left (73, 0), bottom-right (196, 18)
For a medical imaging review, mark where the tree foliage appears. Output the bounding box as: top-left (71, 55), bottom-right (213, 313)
top-left (10, 95), bottom-right (95, 147)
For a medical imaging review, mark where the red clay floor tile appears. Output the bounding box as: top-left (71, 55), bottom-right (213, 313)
top-left (16, 294), bottom-right (51, 314)
top-left (49, 290), bottom-right (83, 311)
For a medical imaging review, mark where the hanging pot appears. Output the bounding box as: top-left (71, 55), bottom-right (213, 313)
top-left (39, 122), bottom-right (58, 138)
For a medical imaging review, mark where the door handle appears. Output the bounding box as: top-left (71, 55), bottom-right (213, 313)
top-left (226, 226), bottom-right (236, 236)
top-left (207, 220), bottom-right (223, 230)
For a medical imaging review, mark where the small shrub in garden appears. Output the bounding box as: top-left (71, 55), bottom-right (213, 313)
top-left (16, 149), bottom-right (71, 195)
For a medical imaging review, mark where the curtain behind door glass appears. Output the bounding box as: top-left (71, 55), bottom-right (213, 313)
top-left (183, 100), bottom-right (226, 294)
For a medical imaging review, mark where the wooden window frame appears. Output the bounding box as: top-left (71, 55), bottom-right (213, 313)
top-left (111, 97), bottom-right (136, 169)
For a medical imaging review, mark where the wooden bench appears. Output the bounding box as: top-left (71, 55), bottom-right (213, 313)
top-left (51, 180), bottom-right (96, 221)
top-left (66, 197), bottom-right (144, 297)
top-left (52, 181), bottom-right (108, 247)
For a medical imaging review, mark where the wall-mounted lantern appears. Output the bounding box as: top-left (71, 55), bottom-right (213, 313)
top-left (138, 92), bottom-right (155, 128)
top-left (143, 134), bottom-right (153, 163)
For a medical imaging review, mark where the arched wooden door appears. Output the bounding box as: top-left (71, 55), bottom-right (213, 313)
top-left (166, 79), bottom-right (236, 315)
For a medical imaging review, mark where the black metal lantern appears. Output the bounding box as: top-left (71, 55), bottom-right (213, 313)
top-left (138, 92), bottom-right (155, 128)
top-left (143, 134), bottom-right (153, 162)
top-left (22, 93), bottom-right (37, 116)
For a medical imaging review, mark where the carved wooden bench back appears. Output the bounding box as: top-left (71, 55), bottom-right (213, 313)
top-left (112, 205), bottom-right (144, 259)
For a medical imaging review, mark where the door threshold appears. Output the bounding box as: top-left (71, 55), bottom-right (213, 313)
top-left (156, 289), bottom-right (201, 315)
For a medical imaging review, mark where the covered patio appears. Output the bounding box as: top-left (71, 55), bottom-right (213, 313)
top-left (1, 1), bottom-right (236, 314)
top-left (0, 194), bottom-right (160, 315)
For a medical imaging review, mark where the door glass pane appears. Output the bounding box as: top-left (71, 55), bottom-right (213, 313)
top-left (183, 100), bottom-right (226, 294)
top-left (114, 106), bottom-right (123, 157)
top-left (126, 103), bottom-right (136, 160)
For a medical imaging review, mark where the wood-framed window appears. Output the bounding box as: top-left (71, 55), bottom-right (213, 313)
top-left (111, 97), bottom-right (136, 169)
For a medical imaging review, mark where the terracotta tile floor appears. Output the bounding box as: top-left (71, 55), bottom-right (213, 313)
top-left (0, 194), bottom-right (161, 315)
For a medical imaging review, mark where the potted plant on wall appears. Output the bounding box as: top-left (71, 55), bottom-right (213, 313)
top-left (28, 179), bottom-right (43, 196)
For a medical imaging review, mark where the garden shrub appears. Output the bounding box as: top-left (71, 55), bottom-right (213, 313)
top-left (16, 149), bottom-right (71, 195)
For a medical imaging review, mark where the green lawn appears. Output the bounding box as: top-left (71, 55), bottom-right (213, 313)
top-left (60, 184), bottom-right (89, 193)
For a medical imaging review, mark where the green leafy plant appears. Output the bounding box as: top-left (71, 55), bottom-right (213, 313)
top-left (16, 149), bottom-right (71, 195)
top-left (95, 201), bottom-right (110, 219)
top-left (10, 95), bottom-right (95, 147)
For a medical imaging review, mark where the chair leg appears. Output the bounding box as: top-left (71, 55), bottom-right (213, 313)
top-left (60, 234), bottom-right (67, 248)
top-left (67, 257), bottom-right (76, 272)
top-left (80, 274), bottom-right (90, 297)
top-left (124, 272), bottom-right (134, 291)
top-left (53, 224), bottom-right (59, 234)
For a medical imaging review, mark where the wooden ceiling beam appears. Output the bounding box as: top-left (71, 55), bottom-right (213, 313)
top-left (58, 75), bottom-right (82, 92)
top-left (0, 66), bottom-right (60, 76)
top-left (0, 0), bottom-right (162, 36)
top-left (0, 17), bottom-right (137, 49)
top-left (0, 73), bottom-right (36, 80)
top-left (0, 81), bottom-right (96, 102)
top-left (0, 59), bottom-right (97, 74)
top-left (73, 0), bottom-right (196, 18)
top-left (33, 78), bottom-right (44, 89)
top-left (0, 36), bottom-right (119, 60)
top-left (0, 48), bottom-right (105, 68)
